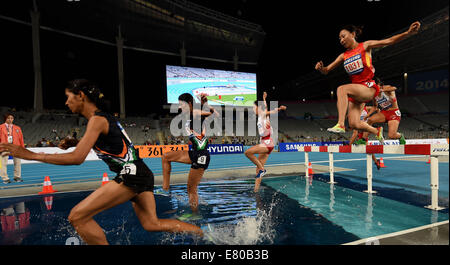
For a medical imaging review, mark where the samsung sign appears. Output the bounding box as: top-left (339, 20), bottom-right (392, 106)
top-left (280, 142), bottom-right (347, 152)
top-left (189, 144), bottom-right (244, 154)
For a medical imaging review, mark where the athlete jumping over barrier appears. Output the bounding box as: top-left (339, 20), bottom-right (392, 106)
top-left (315, 21), bottom-right (421, 143)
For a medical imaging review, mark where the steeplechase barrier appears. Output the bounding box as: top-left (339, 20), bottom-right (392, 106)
top-left (297, 144), bottom-right (449, 211)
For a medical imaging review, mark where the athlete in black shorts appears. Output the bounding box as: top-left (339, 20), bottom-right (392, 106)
top-left (162, 92), bottom-right (216, 213)
top-left (0, 79), bottom-right (202, 244)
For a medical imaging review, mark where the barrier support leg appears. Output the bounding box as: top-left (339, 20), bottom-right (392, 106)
top-left (305, 152), bottom-right (309, 178)
top-left (328, 152), bottom-right (337, 184)
top-left (364, 154), bottom-right (377, 194)
top-left (425, 156), bottom-right (444, 211)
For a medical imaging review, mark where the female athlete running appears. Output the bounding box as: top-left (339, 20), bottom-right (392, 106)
top-left (315, 21), bottom-right (420, 143)
top-left (0, 79), bottom-right (202, 244)
top-left (245, 91), bottom-right (286, 192)
top-left (161, 93), bottom-right (217, 214)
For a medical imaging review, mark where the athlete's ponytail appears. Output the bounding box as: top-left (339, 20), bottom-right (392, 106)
top-left (341, 25), bottom-right (364, 39)
top-left (66, 79), bottom-right (111, 112)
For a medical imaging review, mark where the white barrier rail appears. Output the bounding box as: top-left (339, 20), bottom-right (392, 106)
top-left (297, 144), bottom-right (449, 211)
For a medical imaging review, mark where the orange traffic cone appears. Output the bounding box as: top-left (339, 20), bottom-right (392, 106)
top-left (38, 176), bottom-right (57, 194)
top-left (379, 157), bottom-right (387, 168)
top-left (308, 162), bottom-right (314, 175)
top-left (101, 172), bottom-right (109, 186)
top-left (44, 196), bottom-right (53, 210)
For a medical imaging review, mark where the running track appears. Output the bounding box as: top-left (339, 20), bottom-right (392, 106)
top-left (1, 152), bottom-right (448, 197)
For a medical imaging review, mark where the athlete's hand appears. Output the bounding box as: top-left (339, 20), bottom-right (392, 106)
top-left (0, 143), bottom-right (35, 160)
top-left (58, 137), bottom-right (79, 150)
top-left (315, 61), bottom-right (326, 74)
top-left (200, 93), bottom-right (208, 104)
top-left (407, 21), bottom-right (421, 35)
top-left (278, 105), bottom-right (287, 111)
top-left (263, 91), bottom-right (267, 101)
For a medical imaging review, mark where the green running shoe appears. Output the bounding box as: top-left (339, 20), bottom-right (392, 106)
top-left (399, 133), bottom-right (406, 145)
top-left (177, 212), bottom-right (203, 221)
top-left (357, 138), bottom-right (366, 145)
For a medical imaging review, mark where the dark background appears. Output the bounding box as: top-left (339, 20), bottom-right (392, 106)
top-left (0, 0), bottom-right (448, 115)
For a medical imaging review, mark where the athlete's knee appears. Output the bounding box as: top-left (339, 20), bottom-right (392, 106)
top-left (388, 131), bottom-right (399, 139)
top-left (244, 149), bottom-right (252, 157)
top-left (348, 119), bottom-right (360, 129)
top-left (68, 207), bottom-right (87, 227)
top-left (142, 219), bottom-right (162, 232)
top-left (337, 85), bottom-right (348, 95)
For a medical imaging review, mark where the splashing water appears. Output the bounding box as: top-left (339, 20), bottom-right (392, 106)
top-left (202, 198), bottom-right (277, 245)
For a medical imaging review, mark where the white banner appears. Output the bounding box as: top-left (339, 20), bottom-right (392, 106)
top-left (5, 147), bottom-right (99, 165)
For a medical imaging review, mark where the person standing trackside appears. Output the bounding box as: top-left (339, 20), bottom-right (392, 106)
top-left (0, 113), bottom-right (24, 184)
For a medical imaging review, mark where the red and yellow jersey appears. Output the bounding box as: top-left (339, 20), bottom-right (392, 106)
top-left (343, 42), bottom-right (375, 84)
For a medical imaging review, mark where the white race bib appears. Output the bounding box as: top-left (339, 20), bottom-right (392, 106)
top-left (344, 54), bottom-right (364, 75)
top-left (197, 156), bottom-right (207, 165)
top-left (120, 163), bottom-right (137, 175)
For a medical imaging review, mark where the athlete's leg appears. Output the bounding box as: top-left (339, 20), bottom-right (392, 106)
top-left (387, 120), bottom-right (401, 139)
top-left (336, 84), bottom-right (376, 128)
top-left (186, 168), bottom-right (205, 213)
top-left (363, 112), bottom-right (386, 139)
top-left (132, 191), bottom-right (202, 236)
top-left (68, 182), bottom-right (137, 245)
top-left (254, 153), bottom-right (269, 192)
top-left (244, 145), bottom-right (269, 171)
top-left (162, 150), bottom-right (191, 191)
top-left (349, 129), bottom-right (359, 145)
top-left (347, 101), bottom-right (379, 135)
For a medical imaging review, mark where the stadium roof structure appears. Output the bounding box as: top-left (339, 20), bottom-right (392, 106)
top-left (1, 0), bottom-right (266, 65)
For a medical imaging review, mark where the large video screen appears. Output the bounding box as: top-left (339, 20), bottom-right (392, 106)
top-left (166, 65), bottom-right (257, 106)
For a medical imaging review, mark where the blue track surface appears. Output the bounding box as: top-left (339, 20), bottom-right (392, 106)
top-left (1, 152), bottom-right (448, 200)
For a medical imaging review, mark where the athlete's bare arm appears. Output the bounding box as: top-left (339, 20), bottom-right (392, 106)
top-left (315, 53), bottom-right (345, 75)
top-left (0, 116), bottom-right (108, 165)
top-left (266, 105), bottom-right (287, 116)
top-left (364, 21), bottom-right (420, 50)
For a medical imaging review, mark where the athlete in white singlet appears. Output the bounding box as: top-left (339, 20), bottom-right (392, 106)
top-left (245, 92), bottom-right (286, 192)
top-left (365, 80), bottom-right (406, 144)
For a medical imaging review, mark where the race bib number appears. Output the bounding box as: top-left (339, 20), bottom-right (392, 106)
top-left (121, 163), bottom-right (137, 175)
top-left (197, 156), bottom-right (207, 165)
top-left (395, 110), bottom-right (401, 116)
top-left (344, 54), bottom-right (364, 75)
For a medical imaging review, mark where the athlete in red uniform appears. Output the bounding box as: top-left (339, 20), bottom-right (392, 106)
top-left (315, 21), bottom-right (421, 142)
top-left (366, 81), bottom-right (406, 144)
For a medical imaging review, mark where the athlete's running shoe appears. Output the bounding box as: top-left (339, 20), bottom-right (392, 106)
top-left (153, 187), bottom-right (171, 197)
top-left (177, 212), bottom-right (203, 221)
top-left (255, 169), bottom-right (266, 179)
top-left (376, 127), bottom-right (384, 144)
top-left (356, 138), bottom-right (367, 145)
top-left (327, 123), bottom-right (346, 133)
top-left (399, 133), bottom-right (406, 145)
